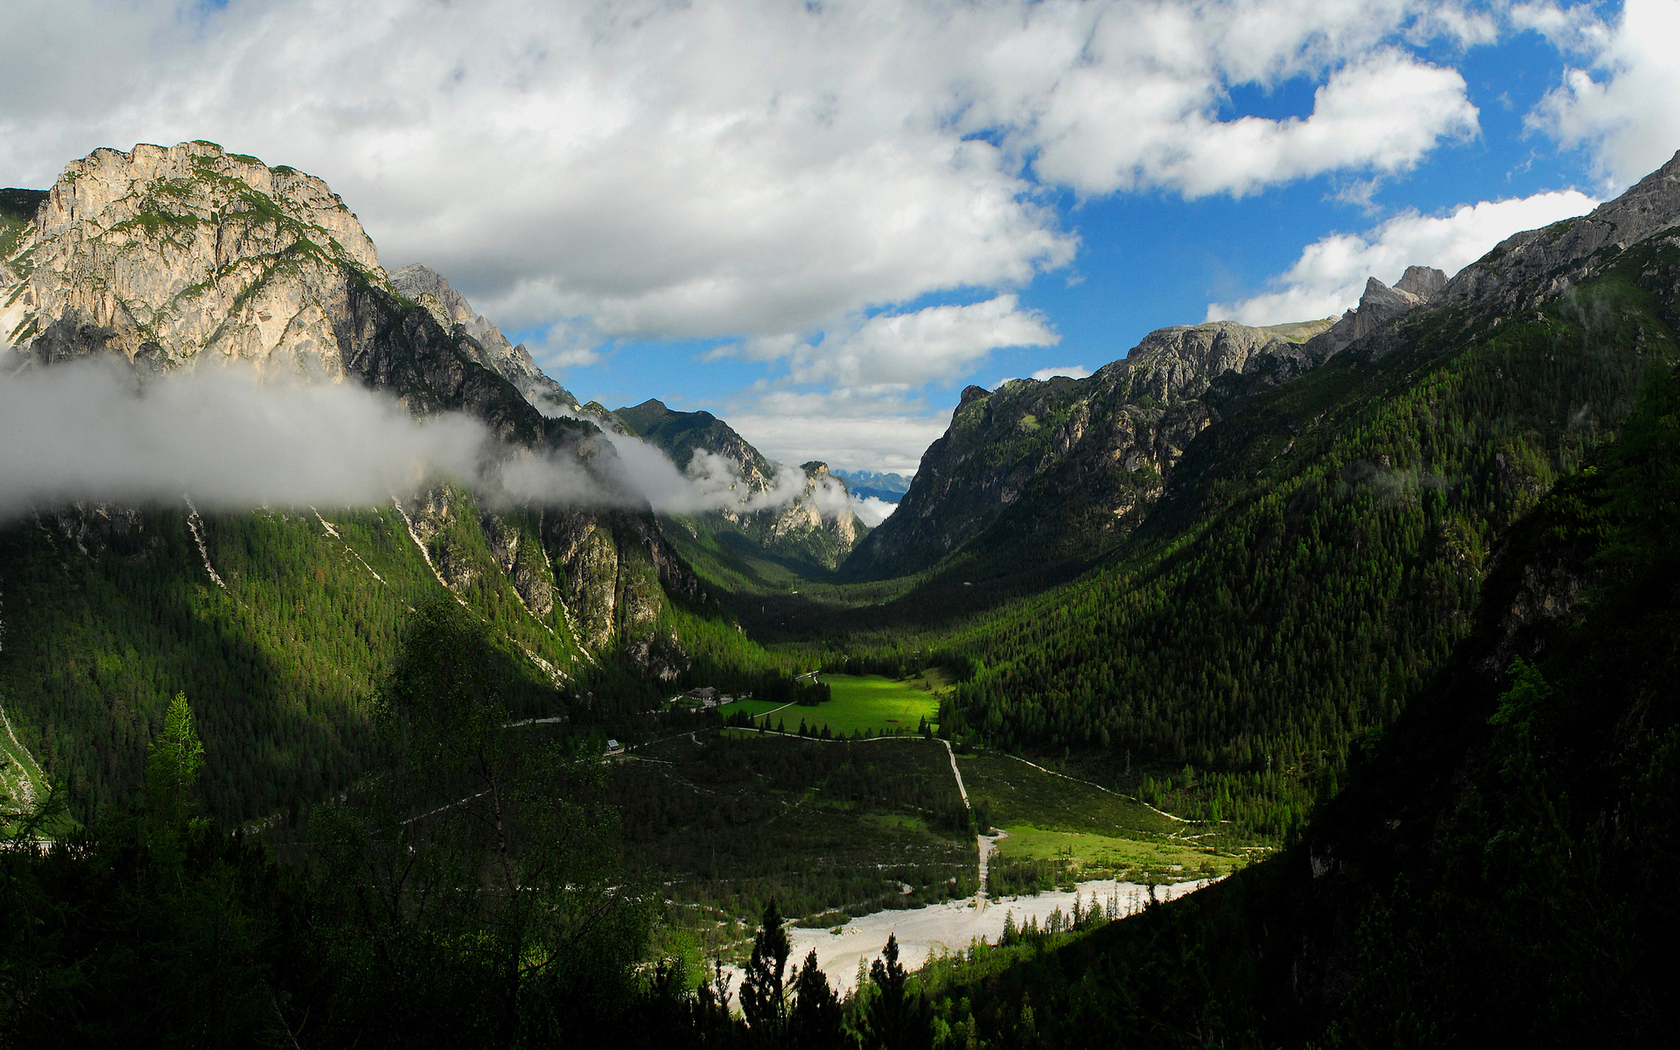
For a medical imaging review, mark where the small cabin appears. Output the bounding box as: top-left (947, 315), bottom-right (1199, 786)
top-left (604, 739), bottom-right (625, 757)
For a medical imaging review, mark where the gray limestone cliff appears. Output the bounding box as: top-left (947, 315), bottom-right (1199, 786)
top-left (388, 263), bottom-right (580, 415)
top-left (1443, 150), bottom-right (1680, 311)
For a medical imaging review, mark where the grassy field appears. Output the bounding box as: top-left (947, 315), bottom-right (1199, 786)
top-left (959, 752), bottom-right (1254, 889)
top-left (727, 673), bottom-right (943, 736)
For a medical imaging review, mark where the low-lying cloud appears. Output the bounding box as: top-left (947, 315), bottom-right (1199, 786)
top-left (0, 361), bottom-right (884, 528)
top-left (850, 496), bottom-right (898, 528)
top-left (526, 398), bottom-right (882, 525)
top-left (0, 361), bottom-right (615, 519)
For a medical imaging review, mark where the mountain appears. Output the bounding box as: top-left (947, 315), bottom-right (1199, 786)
top-left (832, 469), bottom-right (911, 503)
top-left (0, 142), bottom-right (750, 825)
top-left (387, 262), bottom-right (580, 414)
top-left (825, 156), bottom-right (1672, 836)
top-left (608, 398), bottom-right (868, 577)
top-left (844, 267), bottom-right (1454, 583)
top-left (917, 349), bottom-right (1680, 1045)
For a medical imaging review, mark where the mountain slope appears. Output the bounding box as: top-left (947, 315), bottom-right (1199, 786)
top-left (0, 143), bottom-right (752, 825)
top-left (794, 156), bottom-right (1680, 841)
top-left (845, 269), bottom-right (1451, 584)
top-left (919, 351), bottom-right (1680, 1047)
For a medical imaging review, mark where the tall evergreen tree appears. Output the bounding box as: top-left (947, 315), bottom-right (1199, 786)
top-left (787, 949), bottom-right (844, 1049)
top-left (739, 899), bottom-right (791, 1038)
top-left (146, 692), bottom-right (204, 823)
top-left (857, 934), bottom-right (932, 1050)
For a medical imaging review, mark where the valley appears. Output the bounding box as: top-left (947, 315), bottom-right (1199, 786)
top-left (2, 140), bottom-right (1678, 1047)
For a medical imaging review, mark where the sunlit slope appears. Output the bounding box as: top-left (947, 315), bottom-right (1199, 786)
top-left (0, 496), bottom-right (570, 823)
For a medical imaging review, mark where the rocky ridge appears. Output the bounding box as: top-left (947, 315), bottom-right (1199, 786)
top-left (845, 271), bottom-right (1447, 580)
top-left (388, 263), bottom-right (581, 416)
top-left (1443, 149), bottom-right (1680, 311)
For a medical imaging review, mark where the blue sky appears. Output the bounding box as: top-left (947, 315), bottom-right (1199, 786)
top-left (4, 1), bottom-right (1678, 474)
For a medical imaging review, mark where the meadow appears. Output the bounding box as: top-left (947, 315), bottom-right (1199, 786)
top-left (726, 672), bottom-right (942, 736)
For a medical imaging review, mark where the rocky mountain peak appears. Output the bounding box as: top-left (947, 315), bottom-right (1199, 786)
top-left (2, 141), bottom-right (387, 377)
top-left (1395, 264), bottom-right (1447, 299)
top-left (1444, 149), bottom-right (1680, 309)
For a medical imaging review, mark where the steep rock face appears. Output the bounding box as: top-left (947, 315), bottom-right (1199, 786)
top-left (846, 270), bottom-right (1452, 580)
top-left (1443, 150), bottom-right (1680, 310)
top-left (845, 319), bottom-right (1325, 579)
top-left (388, 263), bottom-right (579, 414)
top-left (2, 142), bottom-right (378, 376)
top-left (0, 142), bottom-right (700, 670)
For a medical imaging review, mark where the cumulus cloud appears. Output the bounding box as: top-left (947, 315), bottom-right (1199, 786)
top-left (0, 360), bottom-right (612, 519)
top-left (1206, 189), bottom-right (1599, 324)
top-left (1523, 0), bottom-right (1680, 189)
top-left (0, 0), bottom-right (1492, 349)
top-left (761, 295), bottom-right (1059, 390)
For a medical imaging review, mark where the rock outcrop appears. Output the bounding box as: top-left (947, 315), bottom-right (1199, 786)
top-left (845, 266), bottom-right (1449, 581)
top-left (2, 142), bottom-right (379, 377)
top-left (388, 263), bottom-right (579, 415)
top-left (1443, 150), bottom-right (1680, 310)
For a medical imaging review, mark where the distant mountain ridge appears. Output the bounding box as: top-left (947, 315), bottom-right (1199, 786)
top-left (832, 470), bottom-right (911, 502)
top-left (607, 398), bottom-right (867, 575)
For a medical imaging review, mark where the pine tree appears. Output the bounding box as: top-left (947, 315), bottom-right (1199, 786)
top-left (740, 899), bottom-right (791, 1037)
top-left (858, 934), bottom-right (932, 1050)
top-left (145, 692), bottom-right (203, 823)
top-left (787, 949), bottom-right (843, 1049)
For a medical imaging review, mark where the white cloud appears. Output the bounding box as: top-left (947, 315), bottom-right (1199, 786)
top-left (1031, 365), bottom-right (1091, 381)
top-left (1524, 0), bottom-right (1680, 189)
top-left (1207, 189), bottom-right (1599, 324)
top-left (851, 496), bottom-right (899, 528)
top-left (0, 359), bottom-right (615, 517)
top-left (769, 295), bottom-right (1059, 389)
top-left (1028, 46), bottom-right (1479, 198)
top-left (723, 388), bottom-right (955, 476)
top-left (0, 0), bottom-right (1492, 349)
